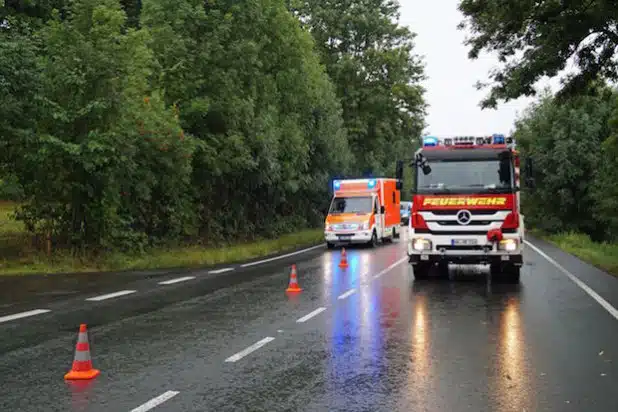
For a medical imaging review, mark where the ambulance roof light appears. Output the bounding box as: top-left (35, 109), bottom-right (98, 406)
top-left (422, 136), bottom-right (438, 147)
top-left (368, 179), bottom-right (377, 188)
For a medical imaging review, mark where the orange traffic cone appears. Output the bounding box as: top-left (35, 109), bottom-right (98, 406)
top-left (65, 324), bottom-right (100, 380)
top-left (339, 248), bottom-right (349, 268)
top-left (286, 264), bottom-right (302, 292)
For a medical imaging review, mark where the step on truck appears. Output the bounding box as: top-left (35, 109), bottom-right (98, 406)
top-left (407, 134), bottom-right (534, 283)
top-left (325, 177), bottom-right (403, 249)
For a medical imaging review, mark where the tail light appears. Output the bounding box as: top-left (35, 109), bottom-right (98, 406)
top-left (411, 212), bottom-right (428, 230)
top-left (501, 212), bottom-right (519, 229)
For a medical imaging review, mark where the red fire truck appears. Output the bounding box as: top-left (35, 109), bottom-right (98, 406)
top-left (407, 134), bottom-right (533, 283)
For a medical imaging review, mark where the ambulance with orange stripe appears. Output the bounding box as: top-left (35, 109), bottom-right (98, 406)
top-left (325, 178), bottom-right (402, 248)
top-left (407, 134), bottom-right (534, 282)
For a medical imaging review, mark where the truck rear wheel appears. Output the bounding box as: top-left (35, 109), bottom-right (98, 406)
top-left (413, 262), bottom-right (432, 280)
top-left (327, 242), bottom-right (335, 249)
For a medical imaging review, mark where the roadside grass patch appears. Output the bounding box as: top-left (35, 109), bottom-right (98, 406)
top-left (544, 232), bottom-right (618, 277)
top-left (0, 201), bottom-right (324, 275)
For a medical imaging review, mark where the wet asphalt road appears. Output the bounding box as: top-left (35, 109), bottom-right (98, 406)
top-left (2, 231), bottom-right (618, 411)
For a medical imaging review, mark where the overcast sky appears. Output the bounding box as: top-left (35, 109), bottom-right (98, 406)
top-left (399, 1), bottom-right (557, 137)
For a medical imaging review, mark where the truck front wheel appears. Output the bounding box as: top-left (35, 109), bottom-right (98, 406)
top-left (413, 262), bottom-right (432, 280)
top-left (491, 263), bottom-right (521, 284)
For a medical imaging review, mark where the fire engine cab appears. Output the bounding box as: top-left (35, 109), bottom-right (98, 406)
top-left (407, 134), bottom-right (533, 283)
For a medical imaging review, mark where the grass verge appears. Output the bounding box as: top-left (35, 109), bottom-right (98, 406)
top-left (541, 231), bottom-right (618, 277)
top-left (0, 202), bottom-right (324, 276)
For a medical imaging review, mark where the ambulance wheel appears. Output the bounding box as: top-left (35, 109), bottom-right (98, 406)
top-left (368, 231), bottom-right (378, 248)
top-left (327, 242), bottom-right (335, 249)
top-left (413, 262), bottom-right (431, 280)
top-left (393, 227), bottom-right (400, 239)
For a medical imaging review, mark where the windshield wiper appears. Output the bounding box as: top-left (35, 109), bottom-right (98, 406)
top-left (465, 184), bottom-right (509, 193)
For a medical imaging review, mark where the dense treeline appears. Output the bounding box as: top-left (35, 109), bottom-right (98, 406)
top-left (459, 1), bottom-right (618, 243)
top-left (0, 0), bottom-right (425, 252)
top-left (513, 87), bottom-right (618, 242)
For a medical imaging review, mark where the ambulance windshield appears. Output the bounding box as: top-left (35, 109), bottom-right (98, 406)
top-left (416, 159), bottom-right (513, 194)
top-left (329, 196), bottom-right (373, 214)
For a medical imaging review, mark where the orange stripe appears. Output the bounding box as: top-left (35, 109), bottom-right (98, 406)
top-left (76, 342), bottom-right (90, 351)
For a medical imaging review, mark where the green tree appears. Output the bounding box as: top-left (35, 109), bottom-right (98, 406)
top-left (458, 0), bottom-right (618, 108)
top-left (142, 0), bottom-right (350, 240)
top-left (514, 87), bottom-right (614, 239)
top-left (12, 0), bottom-right (196, 251)
top-left (290, 0), bottom-right (426, 175)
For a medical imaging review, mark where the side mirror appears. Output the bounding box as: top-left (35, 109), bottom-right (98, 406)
top-left (422, 164), bottom-right (431, 175)
top-left (396, 181), bottom-right (402, 190)
top-left (380, 206), bottom-right (385, 214)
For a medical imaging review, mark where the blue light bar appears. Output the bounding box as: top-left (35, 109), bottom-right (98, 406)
top-left (423, 136), bottom-right (438, 147)
top-left (333, 180), bottom-right (341, 190)
top-left (492, 133), bottom-right (505, 144)
top-left (368, 179), bottom-right (377, 188)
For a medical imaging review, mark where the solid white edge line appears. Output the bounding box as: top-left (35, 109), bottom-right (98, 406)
top-left (296, 307), bottom-right (327, 323)
top-left (158, 276), bottom-right (195, 285)
top-left (373, 256), bottom-right (408, 279)
top-left (0, 309), bottom-right (51, 324)
top-left (225, 337), bottom-right (275, 362)
top-left (525, 240), bottom-right (618, 321)
top-left (241, 244), bottom-right (324, 267)
top-left (209, 267), bottom-right (234, 274)
top-left (338, 289), bottom-right (356, 300)
top-left (85, 290), bottom-right (137, 302)
top-left (130, 390), bottom-right (179, 412)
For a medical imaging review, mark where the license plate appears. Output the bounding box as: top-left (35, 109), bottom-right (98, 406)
top-left (337, 235), bottom-right (352, 240)
top-left (451, 239), bottom-right (477, 246)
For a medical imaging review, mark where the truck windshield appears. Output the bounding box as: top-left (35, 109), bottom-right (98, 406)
top-left (416, 159), bottom-right (513, 194)
top-left (329, 196), bottom-right (373, 214)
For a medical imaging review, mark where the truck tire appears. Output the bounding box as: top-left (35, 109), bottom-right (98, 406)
top-left (414, 262), bottom-right (432, 280)
top-left (327, 242), bottom-right (335, 249)
top-left (393, 227), bottom-right (400, 239)
top-left (491, 263), bottom-right (520, 284)
top-left (437, 262), bottom-right (449, 279)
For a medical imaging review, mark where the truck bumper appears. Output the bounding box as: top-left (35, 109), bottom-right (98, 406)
top-left (325, 231), bottom-right (372, 244)
top-left (408, 252), bottom-right (523, 266)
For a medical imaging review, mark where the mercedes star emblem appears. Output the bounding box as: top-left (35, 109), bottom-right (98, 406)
top-left (456, 209), bottom-right (472, 225)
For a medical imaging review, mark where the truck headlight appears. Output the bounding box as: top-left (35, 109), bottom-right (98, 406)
top-left (361, 221), bottom-right (369, 230)
top-left (498, 239), bottom-right (518, 251)
top-left (412, 238), bottom-right (432, 251)
top-left (326, 224), bottom-right (334, 231)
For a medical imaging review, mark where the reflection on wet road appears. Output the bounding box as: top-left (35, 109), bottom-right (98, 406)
top-left (1, 231), bottom-right (618, 411)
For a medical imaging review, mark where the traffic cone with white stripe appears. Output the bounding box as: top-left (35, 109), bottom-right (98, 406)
top-left (286, 264), bottom-right (302, 292)
top-left (339, 248), bottom-right (349, 268)
top-left (65, 324), bottom-right (100, 380)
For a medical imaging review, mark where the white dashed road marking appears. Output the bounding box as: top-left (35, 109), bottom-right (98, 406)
top-left (372, 256), bottom-right (408, 279)
top-left (130, 391), bottom-right (179, 412)
top-left (208, 268), bottom-right (234, 274)
top-left (158, 276), bottom-right (195, 285)
top-left (85, 290), bottom-right (137, 301)
top-left (338, 289), bottom-right (356, 300)
top-left (0, 309), bottom-right (51, 324)
top-left (225, 337), bottom-right (276, 362)
top-left (296, 307), bottom-right (327, 323)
